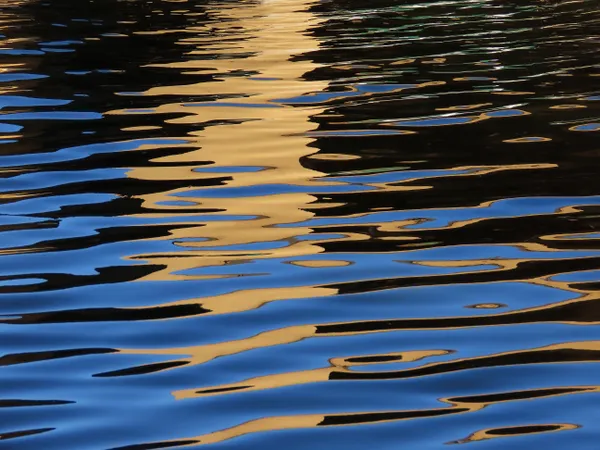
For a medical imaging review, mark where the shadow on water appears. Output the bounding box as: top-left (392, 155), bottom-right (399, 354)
top-left (2, 0), bottom-right (600, 448)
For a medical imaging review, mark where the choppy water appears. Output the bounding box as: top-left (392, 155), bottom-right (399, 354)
top-left (2, 0), bottom-right (600, 448)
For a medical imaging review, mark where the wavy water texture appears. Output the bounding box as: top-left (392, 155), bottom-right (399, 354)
top-left (1, 0), bottom-right (600, 448)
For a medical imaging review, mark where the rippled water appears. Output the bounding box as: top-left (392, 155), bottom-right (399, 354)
top-left (2, 0), bottom-right (600, 448)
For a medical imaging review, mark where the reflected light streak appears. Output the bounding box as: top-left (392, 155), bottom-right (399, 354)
top-left (116, 0), bottom-right (333, 280)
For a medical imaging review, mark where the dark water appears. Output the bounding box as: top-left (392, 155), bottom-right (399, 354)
top-left (2, 0), bottom-right (600, 448)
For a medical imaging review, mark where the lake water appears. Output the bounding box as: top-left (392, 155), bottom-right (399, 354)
top-left (2, 0), bottom-right (600, 448)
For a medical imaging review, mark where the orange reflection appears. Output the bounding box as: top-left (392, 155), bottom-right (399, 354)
top-left (503, 136), bottom-right (552, 143)
top-left (450, 423), bottom-right (578, 444)
top-left (174, 349), bottom-right (451, 400)
top-left (133, 384), bottom-right (593, 447)
top-left (159, 338), bottom-right (600, 400)
top-left (119, 270), bottom-right (600, 379)
top-left (108, 0), bottom-right (338, 280)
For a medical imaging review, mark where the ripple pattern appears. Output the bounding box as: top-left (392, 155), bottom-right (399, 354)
top-left (2, 0), bottom-right (600, 449)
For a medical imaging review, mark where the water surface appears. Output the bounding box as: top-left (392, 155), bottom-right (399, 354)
top-left (2, 0), bottom-right (600, 448)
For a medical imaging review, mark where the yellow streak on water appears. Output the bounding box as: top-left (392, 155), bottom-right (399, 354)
top-left (120, 265), bottom-right (600, 381)
top-left (452, 423), bottom-right (579, 444)
top-left (289, 260), bottom-right (352, 268)
top-left (160, 337), bottom-right (600, 404)
top-left (112, 0), bottom-right (338, 282)
top-left (139, 381), bottom-right (598, 447)
top-left (124, 324), bottom-right (317, 368)
top-left (148, 406), bottom-right (479, 447)
top-left (174, 349), bottom-right (451, 399)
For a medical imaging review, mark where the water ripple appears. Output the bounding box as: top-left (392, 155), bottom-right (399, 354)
top-left (1, 0), bottom-right (600, 449)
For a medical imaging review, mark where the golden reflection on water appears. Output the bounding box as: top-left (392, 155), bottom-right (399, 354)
top-left (106, 0), bottom-right (561, 293)
top-left (174, 349), bottom-right (451, 400)
top-left (151, 406), bottom-right (476, 447)
top-left (119, 257), bottom-right (600, 372)
top-left (110, 0), bottom-right (340, 281)
top-left (450, 423), bottom-right (579, 445)
top-left (435, 103), bottom-right (493, 112)
top-left (156, 338), bottom-right (600, 402)
top-left (119, 264), bottom-right (600, 387)
top-left (503, 136), bottom-right (552, 143)
top-left (103, 0), bottom-right (570, 325)
top-left (143, 382), bottom-right (594, 447)
top-left (124, 323), bottom-right (318, 367)
top-left (3, 0), bottom-right (600, 448)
